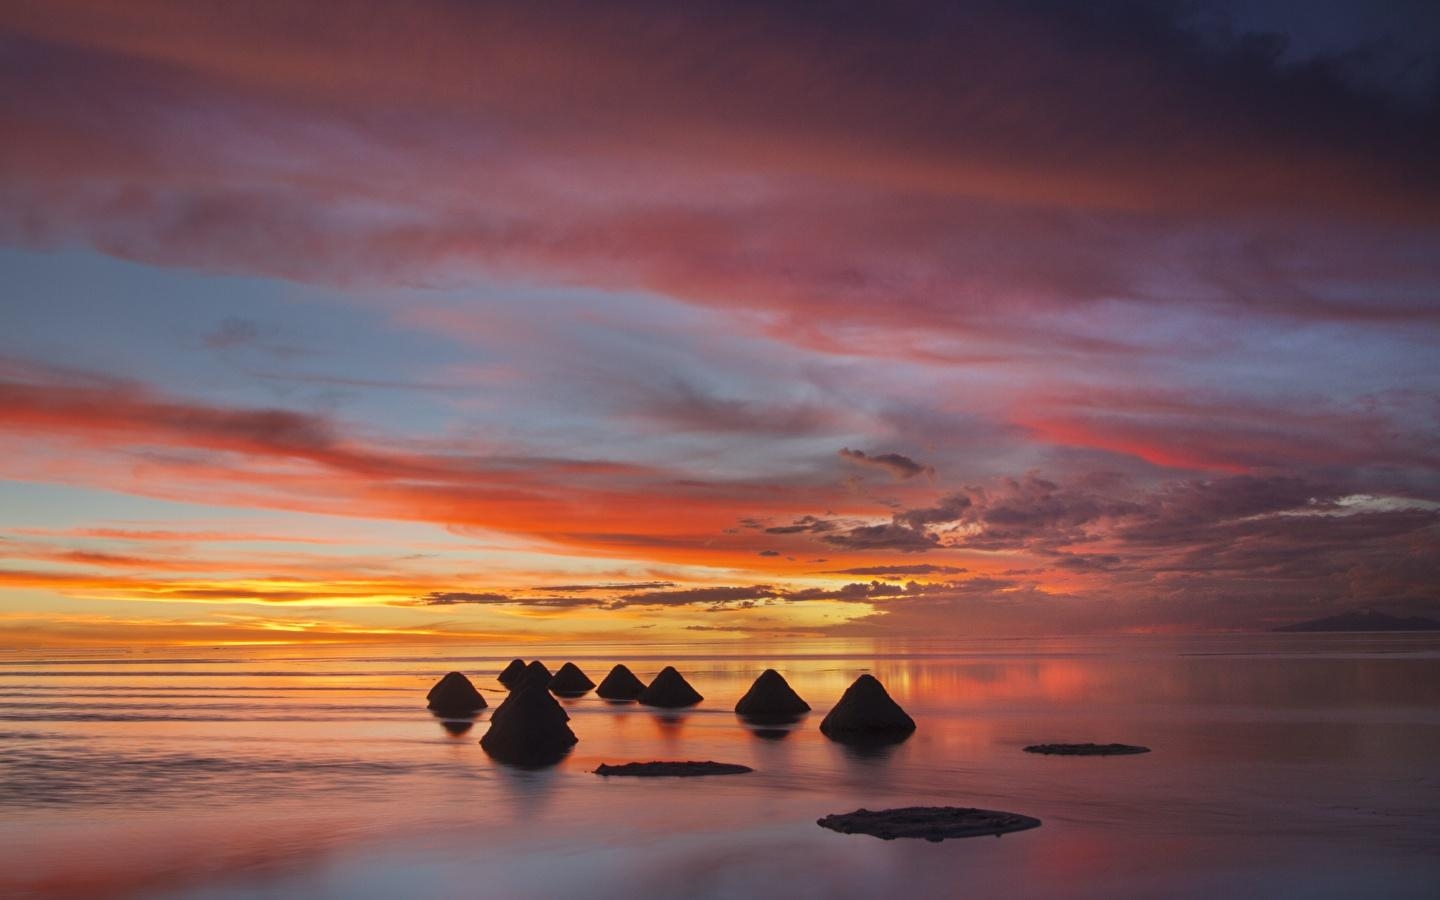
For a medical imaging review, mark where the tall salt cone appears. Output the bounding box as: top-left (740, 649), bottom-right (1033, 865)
top-left (491, 674), bottom-right (571, 725)
top-left (520, 660), bottom-right (552, 687)
top-left (480, 681), bottom-right (577, 766)
top-left (549, 661), bottom-right (596, 696)
top-left (637, 665), bottom-right (703, 708)
top-left (426, 671), bottom-right (487, 714)
top-left (735, 669), bottom-right (810, 720)
top-left (497, 658), bottom-right (527, 686)
top-left (819, 674), bottom-right (915, 741)
top-left (596, 664), bottom-right (647, 700)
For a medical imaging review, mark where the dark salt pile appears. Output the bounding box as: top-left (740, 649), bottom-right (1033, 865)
top-left (480, 682), bottom-right (578, 766)
top-left (637, 666), bottom-right (703, 708)
top-left (1024, 742), bottom-right (1151, 756)
top-left (519, 660), bottom-right (552, 687)
top-left (594, 761), bottom-right (752, 777)
top-left (817, 807), bottom-right (1041, 842)
top-left (549, 661), bottom-right (595, 696)
top-left (734, 669), bottom-right (810, 720)
top-left (490, 676), bottom-right (571, 725)
top-left (425, 671), bottom-right (487, 714)
top-left (497, 658), bottom-right (526, 686)
top-left (819, 674), bottom-right (915, 740)
top-left (595, 664), bottom-right (647, 700)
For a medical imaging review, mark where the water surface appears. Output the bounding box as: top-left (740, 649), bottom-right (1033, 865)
top-left (2, 635), bottom-right (1437, 898)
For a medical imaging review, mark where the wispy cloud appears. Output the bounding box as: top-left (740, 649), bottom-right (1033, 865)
top-left (839, 448), bottom-right (935, 481)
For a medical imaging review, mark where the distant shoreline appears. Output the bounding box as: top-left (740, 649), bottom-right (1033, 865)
top-left (1273, 611), bottom-right (1440, 633)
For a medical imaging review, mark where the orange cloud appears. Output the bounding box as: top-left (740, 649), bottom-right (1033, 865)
top-left (0, 372), bottom-right (843, 568)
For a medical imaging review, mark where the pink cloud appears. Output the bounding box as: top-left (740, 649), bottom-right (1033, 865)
top-left (1, 0), bottom-right (1436, 356)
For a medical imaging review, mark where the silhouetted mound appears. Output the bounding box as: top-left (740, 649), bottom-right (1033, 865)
top-left (735, 669), bottom-right (810, 720)
top-left (637, 666), bottom-right (703, 708)
top-left (1274, 610), bottom-right (1440, 632)
top-left (818, 807), bottom-right (1041, 842)
top-left (497, 658), bottom-right (527, 686)
top-left (439, 719), bottom-right (475, 736)
top-left (594, 761), bottom-right (752, 777)
top-left (596, 664), bottom-right (647, 700)
top-left (480, 682), bottom-right (577, 766)
top-left (819, 674), bottom-right (914, 741)
top-left (1024, 743), bottom-right (1150, 756)
top-left (519, 660), bottom-right (552, 687)
top-left (549, 661), bottom-right (595, 696)
top-left (491, 676), bottom-right (570, 725)
top-left (425, 671), bottom-right (486, 714)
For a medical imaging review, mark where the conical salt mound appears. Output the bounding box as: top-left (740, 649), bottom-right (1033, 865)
top-left (819, 674), bottom-right (915, 739)
top-left (735, 669), bottom-right (810, 719)
top-left (480, 682), bottom-right (577, 766)
top-left (519, 660), bottom-right (552, 687)
top-left (637, 665), bottom-right (703, 708)
top-left (491, 675), bottom-right (570, 725)
top-left (497, 658), bottom-right (526, 686)
top-left (596, 664), bottom-right (647, 700)
top-left (426, 671), bottom-right (486, 714)
top-left (549, 661), bottom-right (595, 695)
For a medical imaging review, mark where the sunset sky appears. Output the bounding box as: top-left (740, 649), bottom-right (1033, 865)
top-left (1, 0), bottom-right (1437, 646)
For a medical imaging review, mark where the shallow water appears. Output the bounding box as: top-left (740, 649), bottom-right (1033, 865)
top-left (2, 635), bottom-right (1438, 899)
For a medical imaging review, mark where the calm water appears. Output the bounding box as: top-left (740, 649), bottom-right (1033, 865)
top-left (2, 635), bottom-right (1437, 899)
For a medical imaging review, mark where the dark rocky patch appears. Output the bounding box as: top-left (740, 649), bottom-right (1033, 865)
top-left (819, 674), bottom-right (914, 741)
top-left (817, 806), bottom-right (1041, 842)
top-left (497, 658), bottom-right (527, 686)
top-left (1024, 743), bottom-right (1151, 756)
top-left (637, 666), bottom-right (703, 708)
top-left (735, 669), bottom-right (810, 721)
top-left (594, 761), bottom-right (752, 777)
top-left (596, 663), bottom-right (647, 700)
top-left (425, 671), bottom-right (486, 714)
top-left (549, 661), bottom-right (595, 696)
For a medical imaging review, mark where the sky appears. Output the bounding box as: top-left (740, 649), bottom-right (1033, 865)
top-left (1, 0), bottom-right (1437, 646)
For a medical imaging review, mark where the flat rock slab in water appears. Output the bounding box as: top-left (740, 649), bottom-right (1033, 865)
top-left (594, 761), bottom-right (753, 777)
top-left (1023, 742), bottom-right (1151, 756)
top-left (818, 807), bottom-right (1041, 842)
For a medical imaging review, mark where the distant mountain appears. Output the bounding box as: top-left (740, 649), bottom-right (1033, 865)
top-left (1274, 610), bottom-right (1440, 633)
